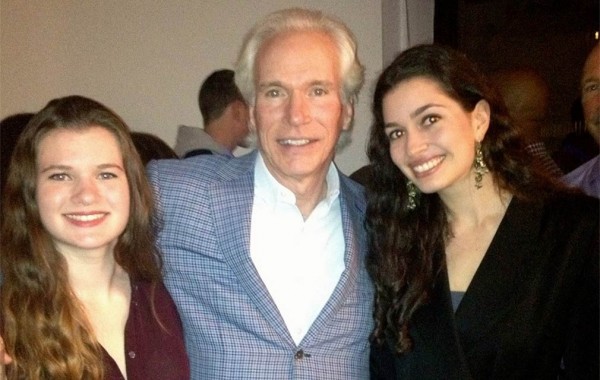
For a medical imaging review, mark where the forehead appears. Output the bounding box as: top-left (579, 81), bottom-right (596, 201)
top-left (385, 77), bottom-right (447, 105)
top-left (382, 77), bottom-right (462, 121)
top-left (582, 46), bottom-right (600, 82)
top-left (37, 126), bottom-right (121, 159)
top-left (255, 30), bottom-right (340, 82)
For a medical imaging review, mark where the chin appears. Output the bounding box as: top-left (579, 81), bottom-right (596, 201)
top-left (412, 178), bottom-right (445, 195)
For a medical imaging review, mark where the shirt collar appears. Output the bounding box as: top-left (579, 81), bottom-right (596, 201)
top-left (254, 152), bottom-right (340, 208)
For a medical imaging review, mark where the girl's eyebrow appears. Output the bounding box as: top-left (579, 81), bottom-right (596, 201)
top-left (39, 164), bottom-right (71, 174)
top-left (39, 163), bottom-right (125, 173)
top-left (410, 103), bottom-right (442, 119)
top-left (98, 163), bottom-right (125, 171)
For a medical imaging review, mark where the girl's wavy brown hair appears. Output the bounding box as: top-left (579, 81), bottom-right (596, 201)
top-left (1, 95), bottom-right (162, 379)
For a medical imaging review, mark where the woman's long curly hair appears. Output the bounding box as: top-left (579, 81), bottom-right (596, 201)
top-left (1, 95), bottom-right (162, 379)
top-left (366, 44), bottom-right (566, 355)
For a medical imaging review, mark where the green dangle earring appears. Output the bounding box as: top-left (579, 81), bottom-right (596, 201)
top-left (473, 141), bottom-right (488, 189)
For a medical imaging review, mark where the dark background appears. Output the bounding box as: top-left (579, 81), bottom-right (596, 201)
top-left (434, 0), bottom-right (599, 150)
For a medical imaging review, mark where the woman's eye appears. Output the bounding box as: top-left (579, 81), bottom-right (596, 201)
top-left (387, 129), bottom-right (404, 140)
top-left (99, 172), bottom-right (117, 180)
top-left (48, 173), bottom-right (69, 181)
top-left (423, 115), bottom-right (440, 126)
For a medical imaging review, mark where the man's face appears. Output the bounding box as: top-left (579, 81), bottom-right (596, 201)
top-left (581, 44), bottom-right (600, 145)
top-left (250, 30), bottom-right (352, 189)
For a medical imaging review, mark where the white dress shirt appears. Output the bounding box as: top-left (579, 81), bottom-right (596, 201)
top-left (250, 153), bottom-right (345, 345)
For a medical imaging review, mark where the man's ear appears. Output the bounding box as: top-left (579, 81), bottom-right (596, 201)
top-left (342, 101), bottom-right (354, 131)
top-left (248, 105), bottom-right (257, 132)
top-left (472, 99), bottom-right (491, 141)
top-left (232, 100), bottom-right (247, 122)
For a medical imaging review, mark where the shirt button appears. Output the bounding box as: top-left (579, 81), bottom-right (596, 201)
top-left (128, 351), bottom-right (136, 359)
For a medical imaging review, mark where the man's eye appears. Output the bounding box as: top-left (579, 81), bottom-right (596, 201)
top-left (265, 89), bottom-right (281, 97)
top-left (312, 88), bottom-right (328, 96)
top-left (583, 82), bottom-right (599, 95)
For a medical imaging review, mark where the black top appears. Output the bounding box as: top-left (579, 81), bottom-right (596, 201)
top-left (371, 194), bottom-right (599, 379)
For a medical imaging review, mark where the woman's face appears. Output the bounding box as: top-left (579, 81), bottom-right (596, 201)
top-left (382, 77), bottom-right (489, 195)
top-left (35, 126), bottom-right (130, 258)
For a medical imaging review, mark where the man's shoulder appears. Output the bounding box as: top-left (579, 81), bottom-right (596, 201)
top-left (339, 171), bottom-right (365, 197)
top-left (148, 151), bottom-right (256, 185)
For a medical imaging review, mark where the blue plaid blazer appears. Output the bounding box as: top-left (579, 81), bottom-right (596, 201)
top-left (147, 151), bottom-right (374, 379)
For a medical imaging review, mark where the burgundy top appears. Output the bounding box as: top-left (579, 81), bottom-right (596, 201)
top-left (103, 280), bottom-right (190, 380)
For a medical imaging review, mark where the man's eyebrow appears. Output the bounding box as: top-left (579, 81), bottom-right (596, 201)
top-left (309, 80), bottom-right (334, 87)
top-left (257, 80), bottom-right (335, 89)
top-left (257, 81), bottom-right (283, 89)
top-left (581, 77), bottom-right (599, 88)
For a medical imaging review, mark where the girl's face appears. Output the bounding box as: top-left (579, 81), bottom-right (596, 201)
top-left (36, 126), bottom-right (130, 258)
top-left (382, 77), bottom-right (489, 195)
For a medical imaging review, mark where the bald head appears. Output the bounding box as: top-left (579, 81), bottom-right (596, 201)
top-left (492, 68), bottom-right (550, 142)
top-left (493, 69), bottom-right (550, 120)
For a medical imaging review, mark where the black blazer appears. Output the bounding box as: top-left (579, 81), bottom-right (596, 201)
top-left (371, 194), bottom-right (599, 379)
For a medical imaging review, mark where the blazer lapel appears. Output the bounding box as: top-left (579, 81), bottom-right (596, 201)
top-left (302, 174), bottom-right (367, 343)
top-left (209, 152), bottom-right (294, 344)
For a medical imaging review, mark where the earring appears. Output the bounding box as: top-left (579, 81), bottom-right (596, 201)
top-left (473, 141), bottom-right (488, 189)
top-left (406, 181), bottom-right (419, 211)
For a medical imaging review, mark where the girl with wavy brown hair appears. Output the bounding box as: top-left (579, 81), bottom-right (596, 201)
top-left (367, 45), bottom-right (598, 379)
top-left (1, 95), bottom-right (189, 379)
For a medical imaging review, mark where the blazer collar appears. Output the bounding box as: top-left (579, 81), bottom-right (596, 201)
top-left (301, 174), bottom-right (366, 345)
top-left (209, 154), bottom-right (366, 346)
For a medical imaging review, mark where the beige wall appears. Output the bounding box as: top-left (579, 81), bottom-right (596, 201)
top-left (1, 0), bottom-right (386, 175)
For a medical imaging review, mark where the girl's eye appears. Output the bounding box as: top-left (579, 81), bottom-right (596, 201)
top-left (48, 173), bottom-right (69, 181)
top-left (423, 115), bottom-right (440, 126)
top-left (99, 172), bottom-right (117, 180)
top-left (387, 129), bottom-right (405, 141)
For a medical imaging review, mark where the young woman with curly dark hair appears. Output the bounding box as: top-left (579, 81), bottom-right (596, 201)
top-left (367, 44), bottom-right (598, 379)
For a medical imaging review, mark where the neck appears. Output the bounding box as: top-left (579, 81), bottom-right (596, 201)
top-left (439, 173), bottom-right (511, 228)
top-left (63, 247), bottom-right (125, 297)
top-left (294, 179), bottom-right (328, 220)
top-left (205, 119), bottom-right (237, 152)
top-left (276, 169), bottom-right (329, 220)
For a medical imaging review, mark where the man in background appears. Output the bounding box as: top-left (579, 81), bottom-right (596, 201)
top-left (491, 67), bottom-right (563, 177)
top-left (174, 69), bottom-right (250, 157)
top-left (563, 42), bottom-right (600, 197)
